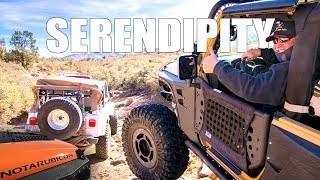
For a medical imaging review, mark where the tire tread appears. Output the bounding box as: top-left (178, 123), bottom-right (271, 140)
top-left (122, 104), bottom-right (189, 179)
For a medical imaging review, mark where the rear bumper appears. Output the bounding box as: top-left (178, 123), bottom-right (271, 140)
top-left (22, 157), bottom-right (90, 180)
top-left (25, 124), bottom-right (40, 132)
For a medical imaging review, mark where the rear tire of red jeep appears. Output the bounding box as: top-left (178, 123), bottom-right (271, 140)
top-left (122, 104), bottom-right (189, 179)
top-left (95, 123), bottom-right (111, 159)
top-left (37, 98), bottom-right (82, 140)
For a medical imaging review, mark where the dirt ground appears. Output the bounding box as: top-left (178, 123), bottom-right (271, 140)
top-left (84, 94), bottom-right (217, 180)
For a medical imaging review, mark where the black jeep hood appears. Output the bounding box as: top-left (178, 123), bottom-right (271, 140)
top-left (161, 62), bottom-right (178, 77)
top-left (0, 132), bottom-right (52, 143)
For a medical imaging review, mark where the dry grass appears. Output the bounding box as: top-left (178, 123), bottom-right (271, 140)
top-left (36, 53), bottom-right (180, 93)
top-left (0, 61), bottom-right (36, 123)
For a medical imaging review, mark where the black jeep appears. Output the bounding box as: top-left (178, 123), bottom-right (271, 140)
top-left (122, 0), bottom-right (320, 179)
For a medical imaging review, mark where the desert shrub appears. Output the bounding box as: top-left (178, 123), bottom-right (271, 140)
top-left (4, 50), bottom-right (38, 69)
top-left (0, 61), bottom-right (35, 123)
top-left (0, 38), bottom-right (6, 60)
top-left (4, 30), bottom-right (39, 69)
top-left (0, 48), bottom-right (5, 60)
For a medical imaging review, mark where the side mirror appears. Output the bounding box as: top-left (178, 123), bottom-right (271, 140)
top-left (178, 55), bottom-right (197, 80)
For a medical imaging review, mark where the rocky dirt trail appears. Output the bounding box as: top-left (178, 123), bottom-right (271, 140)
top-left (1, 92), bottom-right (216, 180)
top-left (85, 94), bottom-right (217, 180)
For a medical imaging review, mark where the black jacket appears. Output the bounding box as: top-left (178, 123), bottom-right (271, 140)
top-left (214, 49), bottom-right (289, 106)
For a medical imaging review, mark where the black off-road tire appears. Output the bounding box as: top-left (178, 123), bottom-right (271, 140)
top-left (109, 115), bottom-right (118, 135)
top-left (95, 123), bottom-right (111, 159)
top-left (37, 98), bottom-right (82, 140)
top-left (122, 104), bottom-right (189, 179)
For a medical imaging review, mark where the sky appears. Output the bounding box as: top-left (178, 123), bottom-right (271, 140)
top-left (0, 0), bottom-right (218, 58)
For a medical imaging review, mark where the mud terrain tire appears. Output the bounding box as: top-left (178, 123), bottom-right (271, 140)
top-left (95, 123), bottom-right (111, 159)
top-left (37, 98), bottom-right (82, 140)
top-left (109, 115), bottom-right (118, 135)
top-left (122, 104), bottom-right (189, 179)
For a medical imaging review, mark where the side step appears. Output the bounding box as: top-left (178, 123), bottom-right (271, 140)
top-left (185, 140), bottom-right (234, 180)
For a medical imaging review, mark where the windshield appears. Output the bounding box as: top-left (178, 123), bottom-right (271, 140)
top-left (217, 26), bottom-right (273, 58)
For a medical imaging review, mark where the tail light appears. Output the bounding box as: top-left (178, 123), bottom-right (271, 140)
top-left (89, 119), bottom-right (96, 127)
top-left (29, 117), bottom-right (37, 125)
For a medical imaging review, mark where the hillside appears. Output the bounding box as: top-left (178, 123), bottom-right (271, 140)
top-left (0, 53), bottom-right (180, 124)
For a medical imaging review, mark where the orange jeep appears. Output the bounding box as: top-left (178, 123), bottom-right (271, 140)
top-left (0, 131), bottom-right (90, 179)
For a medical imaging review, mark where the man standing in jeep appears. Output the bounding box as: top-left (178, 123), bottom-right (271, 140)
top-left (203, 20), bottom-right (296, 112)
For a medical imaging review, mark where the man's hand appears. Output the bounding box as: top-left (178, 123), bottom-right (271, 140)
top-left (203, 46), bottom-right (219, 73)
top-left (241, 48), bottom-right (261, 61)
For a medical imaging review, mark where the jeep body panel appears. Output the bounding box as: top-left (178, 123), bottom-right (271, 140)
top-left (158, 62), bottom-right (200, 145)
top-left (26, 102), bottom-right (114, 137)
top-left (0, 132), bottom-right (89, 179)
top-left (84, 101), bottom-right (115, 137)
top-left (260, 120), bottom-right (320, 179)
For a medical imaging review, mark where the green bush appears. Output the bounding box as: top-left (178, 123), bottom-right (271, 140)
top-left (4, 50), bottom-right (37, 69)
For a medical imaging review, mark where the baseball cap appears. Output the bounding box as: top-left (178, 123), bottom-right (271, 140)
top-left (266, 20), bottom-right (296, 42)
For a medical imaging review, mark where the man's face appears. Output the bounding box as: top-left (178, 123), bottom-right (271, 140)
top-left (272, 37), bottom-right (296, 53)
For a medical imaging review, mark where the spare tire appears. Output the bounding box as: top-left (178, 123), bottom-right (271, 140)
top-left (37, 98), bottom-right (82, 140)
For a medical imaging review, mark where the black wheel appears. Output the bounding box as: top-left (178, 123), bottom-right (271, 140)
top-left (122, 104), bottom-right (189, 179)
top-left (109, 115), bottom-right (118, 135)
top-left (37, 98), bottom-right (82, 140)
top-left (95, 123), bottom-right (111, 159)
